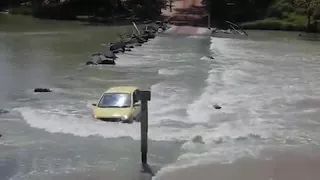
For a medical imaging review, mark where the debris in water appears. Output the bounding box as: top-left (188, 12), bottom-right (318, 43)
top-left (0, 109), bottom-right (9, 114)
top-left (213, 104), bottom-right (221, 109)
top-left (34, 88), bottom-right (52, 92)
top-left (86, 61), bottom-right (97, 65)
top-left (192, 135), bottom-right (205, 144)
top-left (213, 137), bottom-right (223, 144)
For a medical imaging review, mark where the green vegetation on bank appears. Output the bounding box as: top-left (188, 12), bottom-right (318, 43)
top-left (1, 0), bottom-right (165, 22)
top-left (241, 12), bottom-right (307, 31)
top-left (203, 0), bottom-right (320, 32)
top-left (2, 0), bottom-right (320, 32)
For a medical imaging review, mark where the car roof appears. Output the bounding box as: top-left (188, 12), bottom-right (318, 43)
top-left (104, 86), bottom-right (139, 94)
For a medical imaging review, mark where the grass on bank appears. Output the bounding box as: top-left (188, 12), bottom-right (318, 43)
top-left (8, 6), bottom-right (33, 15)
top-left (241, 13), bottom-right (307, 31)
top-left (240, 0), bottom-right (312, 31)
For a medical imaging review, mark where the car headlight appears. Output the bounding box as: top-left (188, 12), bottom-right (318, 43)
top-left (120, 116), bottom-right (129, 121)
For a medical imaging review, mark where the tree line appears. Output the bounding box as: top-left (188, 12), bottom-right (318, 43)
top-left (2, 0), bottom-right (319, 31)
top-left (1, 0), bottom-right (166, 20)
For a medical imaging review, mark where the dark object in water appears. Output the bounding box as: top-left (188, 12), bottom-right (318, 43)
top-left (125, 48), bottom-right (132, 51)
top-left (0, 134), bottom-right (2, 137)
top-left (208, 56), bottom-right (214, 59)
top-left (109, 42), bottom-right (126, 51)
top-left (86, 61), bottom-right (97, 65)
top-left (0, 109), bottom-right (9, 114)
top-left (98, 59), bottom-right (115, 65)
top-left (132, 34), bottom-right (148, 43)
top-left (142, 30), bottom-right (156, 40)
top-left (192, 135), bottom-right (205, 144)
top-left (213, 104), bottom-right (221, 109)
top-left (145, 21), bottom-right (168, 33)
top-left (34, 88), bottom-right (52, 92)
top-left (125, 45), bottom-right (134, 49)
top-left (92, 50), bottom-right (117, 59)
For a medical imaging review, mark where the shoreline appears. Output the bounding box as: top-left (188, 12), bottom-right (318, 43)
top-left (240, 18), bottom-right (319, 33)
top-left (3, 5), bottom-right (317, 33)
top-left (0, 12), bottom-right (163, 28)
top-left (3, 12), bottom-right (317, 34)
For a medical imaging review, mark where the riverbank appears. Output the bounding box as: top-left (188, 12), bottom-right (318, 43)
top-left (0, 13), bottom-right (142, 44)
top-left (4, 0), bottom-right (165, 25)
top-left (6, 0), bottom-right (210, 28)
top-left (238, 1), bottom-right (320, 33)
top-left (240, 17), bottom-right (306, 32)
top-left (6, 7), bottom-right (165, 28)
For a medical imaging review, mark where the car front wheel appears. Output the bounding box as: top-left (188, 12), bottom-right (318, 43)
top-left (122, 120), bottom-right (133, 124)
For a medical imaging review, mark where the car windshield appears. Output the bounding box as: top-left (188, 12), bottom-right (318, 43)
top-left (98, 93), bottom-right (131, 108)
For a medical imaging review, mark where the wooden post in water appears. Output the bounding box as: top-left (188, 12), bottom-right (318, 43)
top-left (139, 90), bottom-right (151, 165)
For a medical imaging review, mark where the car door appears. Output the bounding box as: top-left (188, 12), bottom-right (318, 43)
top-left (132, 90), bottom-right (141, 121)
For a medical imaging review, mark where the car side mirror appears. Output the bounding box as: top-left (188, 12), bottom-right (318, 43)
top-left (133, 97), bottom-right (138, 103)
top-left (92, 103), bottom-right (97, 106)
top-left (133, 102), bottom-right (140, 107)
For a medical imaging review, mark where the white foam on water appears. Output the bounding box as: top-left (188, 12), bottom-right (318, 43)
top-left (114, 38), bottom-right (171, 67)
top-left (158, 68), bottom-right (182, 76)
top-left (148, 81), bottom-right (189, 125)
top-left (152, 143), bottom-right (263, 180)
top-left (200, 56), bottom-right (212, 61)
top-left (86, 76), bottom-right (109, 83)
top-left (187, 35), bottom-right (208, 39)
top-left (13, 35), bottom-right (210, 142)
top-left (14, 106), bottom-right (142, 139)
top-left (15, 105), bottom-right (213, 141)
top-left (209, 37), bottom-right (255, 59)
top-left (186, 39), bottom-right (239, 123)
top-left (15, 70), bottom-right (222, 141)
top-left (163, 25), bottom-right (176, 33)
top-left (15, 77), bottom-right (199, 141)
top-left (15, 34), bottom-right (317, 179)
top-left (196, 28), bottom-right (211, 35)
top-left (16, 37), bottom-right (269, 144)
top-left (152, 36), bottom-right (320, 179)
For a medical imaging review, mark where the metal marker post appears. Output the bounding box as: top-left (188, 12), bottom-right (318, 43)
top-left (139, 90), bottom-right (151, 165)
top-left (208, 14), bottom-right (211, 29)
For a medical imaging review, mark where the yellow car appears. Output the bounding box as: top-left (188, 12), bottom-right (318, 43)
top-left (92, 86), bottom-right (141, 123)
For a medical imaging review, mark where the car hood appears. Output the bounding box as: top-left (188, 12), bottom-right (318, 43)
top-left (94, 107), bottom-right (132, 118)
